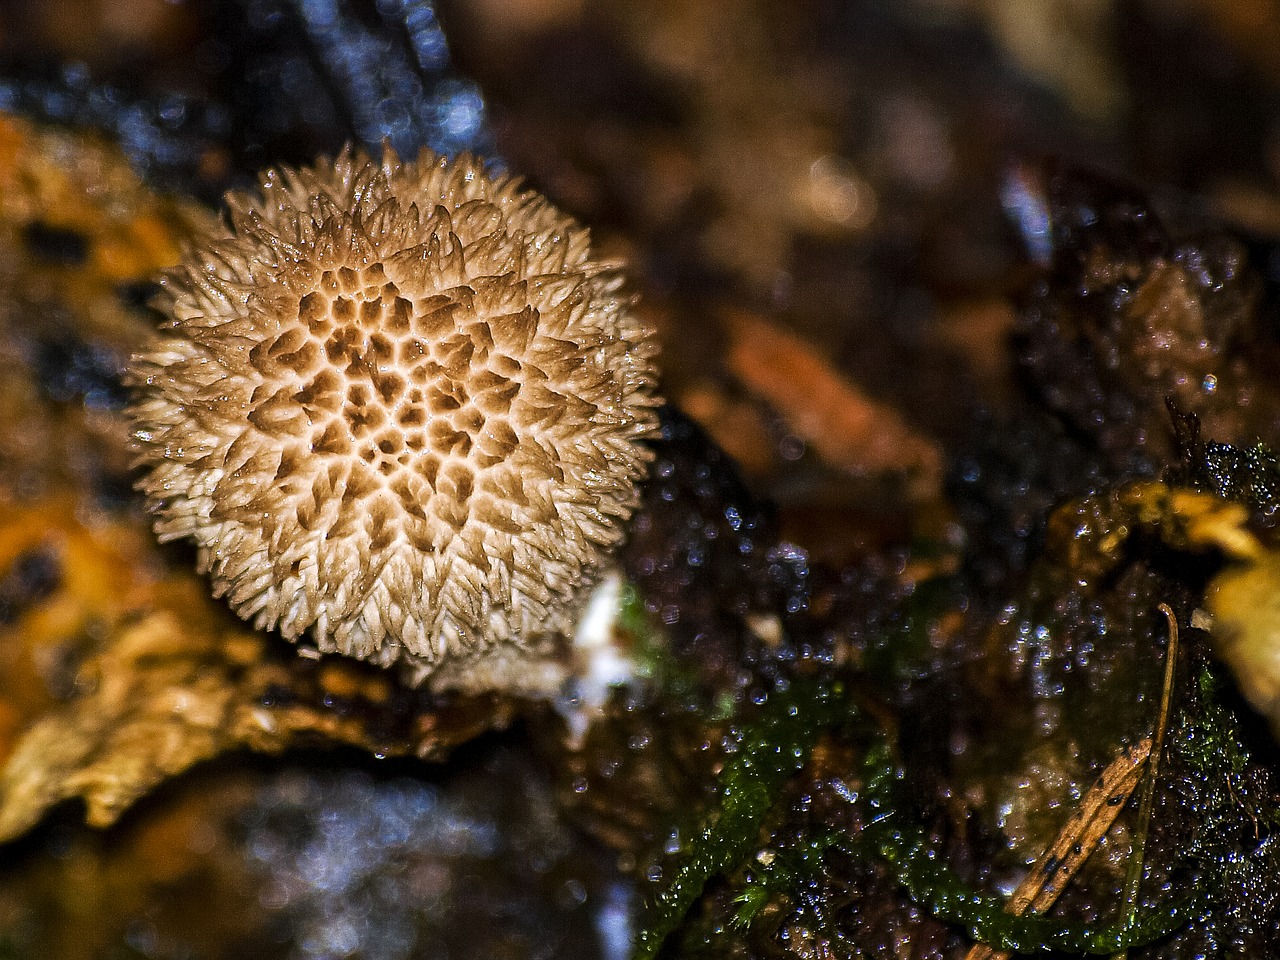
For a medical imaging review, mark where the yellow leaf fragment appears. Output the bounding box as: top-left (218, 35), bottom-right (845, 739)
top-left (1207, 555), bottom-right (1280, 732)
top-left (0, 112), bottom-right (210, 289)
top-left (0, 501), bottom-right (515, 843)
top-left (1126, 485), bottom-right (1262, 561)
top-left (1046, 481), bottom-right (1263, 583)
top-left (1048, 480), bottom-right (1280, 736)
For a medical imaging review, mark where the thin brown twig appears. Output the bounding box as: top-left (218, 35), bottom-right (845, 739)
top-left (963, 738), bottom-right (1152, 960)
top-left (1113, 603), bottom-right (1182, 959)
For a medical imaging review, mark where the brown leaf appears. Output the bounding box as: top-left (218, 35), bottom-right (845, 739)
top-left (722, 308), bottom-right (943, 498)
top-left (0, 502), bottom-right (516, 842)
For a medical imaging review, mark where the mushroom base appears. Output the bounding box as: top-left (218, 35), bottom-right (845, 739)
top-left (401, 572), bottom-right (637, 715)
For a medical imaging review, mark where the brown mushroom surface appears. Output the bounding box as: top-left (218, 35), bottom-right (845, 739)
top-left (128, 147), bottom-right (661, 693)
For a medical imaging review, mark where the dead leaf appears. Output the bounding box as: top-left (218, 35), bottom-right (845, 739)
top-left (721, 308), bottom-right (943, 498)
top-left (0, 501), bottom-right (516, 842)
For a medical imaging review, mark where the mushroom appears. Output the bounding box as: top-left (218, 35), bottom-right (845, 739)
top-left (127, 146), bottom-right (661, 694)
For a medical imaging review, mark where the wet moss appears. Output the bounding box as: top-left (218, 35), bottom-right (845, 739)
top-left (634, 679), bottom-right (845, 960)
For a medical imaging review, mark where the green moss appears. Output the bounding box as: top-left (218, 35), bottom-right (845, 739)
top-left (633, 449), bottom-right (1280, 955)
top-left (632, 678), bottom-right (844, 960)
top-left (1166, 661), bottom-right (1280, 950)
top-left (860, 740), bottom-right (1195, 954)
top-left (634, 671), bottom-right (1193, 957)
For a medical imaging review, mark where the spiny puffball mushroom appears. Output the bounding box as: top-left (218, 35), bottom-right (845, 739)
top-left (127, 146), bottom-right (661, 693)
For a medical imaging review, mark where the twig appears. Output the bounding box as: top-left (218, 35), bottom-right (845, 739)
top-left (963, 738), bottom-right (1152, 960)
top-left (1113, 603), bottom-right (1181, 958)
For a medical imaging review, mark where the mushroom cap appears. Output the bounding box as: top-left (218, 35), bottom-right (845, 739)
top-left (128, 146), bottom-right (660, 689)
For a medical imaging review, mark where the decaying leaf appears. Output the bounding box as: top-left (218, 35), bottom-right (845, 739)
top-left (1205, 556), bottom-right (1280, 733)
top-left (0, 113), bottom-right (213, 501)
top-left (0, 501), bottom-right (516, 842)
top-left (0, 113), bottom-right (209, 291)
top-left (1042, 478), bottom-right (1280, 739)
top-left (1044, 480), bottom-right (1263, 582)
top-left (721, 308), bottom-right (943, 498)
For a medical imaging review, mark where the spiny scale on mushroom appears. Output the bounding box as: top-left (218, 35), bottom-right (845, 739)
top-left (128, 146), bottom-right (661, 691)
